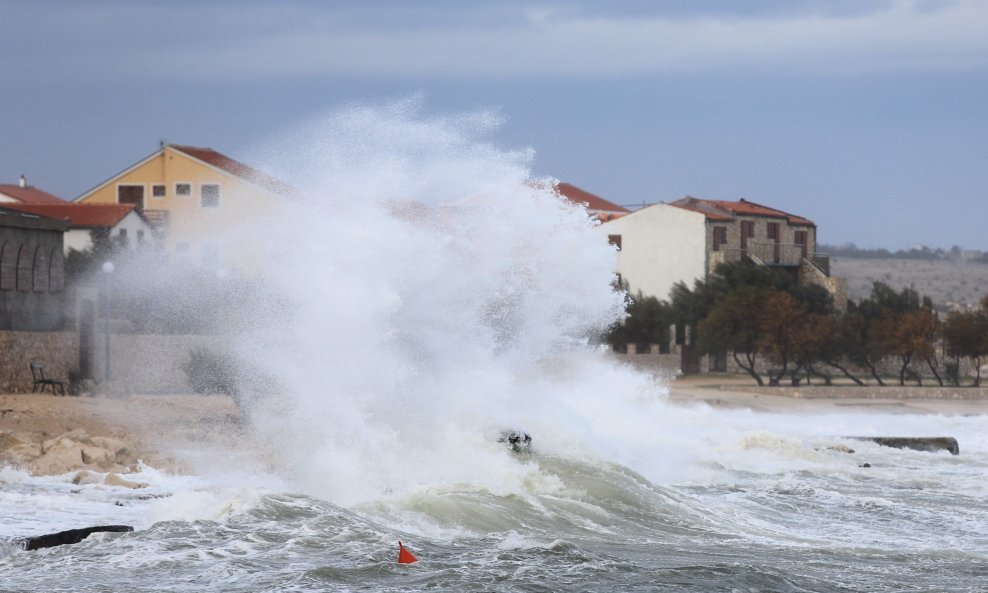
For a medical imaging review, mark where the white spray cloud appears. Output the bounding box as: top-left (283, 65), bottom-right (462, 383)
top-left (224, 101), bottom-right (653, 505)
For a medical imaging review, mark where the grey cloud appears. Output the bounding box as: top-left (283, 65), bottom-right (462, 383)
top-left (2, 0), bottom-right (986, 84)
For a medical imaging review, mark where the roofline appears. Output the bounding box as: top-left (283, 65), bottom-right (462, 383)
top-left (671, 196), bottom-right (816, 226)
top-left (0, 206), bottom-right (69, 232)
top-left (737, 198), bottom-right (816, 226)
top-left (167, 145), bottom-right (291, 197)
top-left (74, 144), bottom-right (288, 203)
top-left (74, 148), bottom-right (164, 202)
top-left (1, 202), bottom-right (144, 229)
top-left (599, 201), bottom-right (706, 225)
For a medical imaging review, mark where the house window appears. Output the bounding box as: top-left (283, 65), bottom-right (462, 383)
top-left (712, 227), bottom-right (727, 252)
top-left (201, 184), bottom-right (220, 208)
top-left (137, 229), bottom-right (145, 247)
top-left (175, 183), bottom-right (191, 197)
top-left (118, 228), bottom-right (128, 247)
top-left (607, 234), bottom-right (622, 251)
top-left (740, 220), bottom-right (754, 250)
top-left (117, 185), bottom-right (145, 209)
top-left (152, 184), bottom-right (166, 198)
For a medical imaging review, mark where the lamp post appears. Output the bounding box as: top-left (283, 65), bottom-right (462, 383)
top-left (101, 261), bottom-right (114, 384)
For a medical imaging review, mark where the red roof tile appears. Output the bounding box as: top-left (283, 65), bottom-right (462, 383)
top-left (2, 203), bottom-right (139, 228)
top-left (0, 184), bottom-right (70, 205)
top-left (169, 145), bottom-right (296, 196)
top-left (554, 182), bottom-right (629, 214)
top-left (670, 196), bottom-right (814, 226)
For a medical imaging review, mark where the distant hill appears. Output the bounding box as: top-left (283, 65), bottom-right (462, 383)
top-left (830, 257), bottom-right (988, 312)
top-left (821, 243), bottom-right (987, 263)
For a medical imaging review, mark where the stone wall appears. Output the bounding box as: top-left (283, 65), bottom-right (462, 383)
top-left (93, 333), bottom-right (230, 394)
top-left (0, 331), bottom-right (77, 392)
top-left (610, 344), bottom-right (682, 379)
top-left (0, 329), bottom-right (232, 394)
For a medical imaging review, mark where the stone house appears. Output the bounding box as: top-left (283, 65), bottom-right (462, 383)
top-left (667, 196), bottom-right (846, 308)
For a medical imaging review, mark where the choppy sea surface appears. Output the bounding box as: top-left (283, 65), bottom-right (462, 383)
top-left (2, 407), bottom-right (986, 593)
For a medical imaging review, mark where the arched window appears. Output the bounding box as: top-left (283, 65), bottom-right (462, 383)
top-left (49, 250), bottom-right (65, 293)
top-left (0, 242), bottom-right (14, 291)
top-left (16, 245), bottom-right (31, 292)
top-left (33, 246), bottom-right (49, 292)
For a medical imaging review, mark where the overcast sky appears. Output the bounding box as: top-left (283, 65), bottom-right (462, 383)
top-left (2, 0), bottom-right (986, 249)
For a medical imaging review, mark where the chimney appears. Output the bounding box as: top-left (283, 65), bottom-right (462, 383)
top-left (19, 174), bottom-right (26, 188)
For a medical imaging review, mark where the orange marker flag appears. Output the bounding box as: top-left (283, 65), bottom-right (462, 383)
top-left (397, 541), bottom-right (418, 564)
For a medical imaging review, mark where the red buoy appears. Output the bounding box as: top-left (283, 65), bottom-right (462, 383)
top-left (397, 541), bottom-right (418, 564)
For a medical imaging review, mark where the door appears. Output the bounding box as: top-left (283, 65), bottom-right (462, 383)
top-left (767, 222), bottom-right (780, 263)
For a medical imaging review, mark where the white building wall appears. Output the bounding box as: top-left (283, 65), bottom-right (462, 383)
top-left (63, 211), bottom-right (155, 253)
top-left (600, 204), bottom-right (707, 300)
top-left (64, 229), bottom-right (95, 253)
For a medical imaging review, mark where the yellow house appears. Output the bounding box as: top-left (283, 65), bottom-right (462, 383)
top-left (74, 144), bottom-right (293, 271)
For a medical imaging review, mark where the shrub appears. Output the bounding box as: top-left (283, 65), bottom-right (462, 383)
top-left (182, 348), bottom-right (238, 396)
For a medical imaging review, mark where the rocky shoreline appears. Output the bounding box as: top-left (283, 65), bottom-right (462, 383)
top-left (0, 393), bottom-right (242, 478)
top-left (2, 380), bottom-right (985, 479)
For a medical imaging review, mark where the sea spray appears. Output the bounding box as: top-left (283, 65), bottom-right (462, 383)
top-left (225, 100), bottom-right (667, 505)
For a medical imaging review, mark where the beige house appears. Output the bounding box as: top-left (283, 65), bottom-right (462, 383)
top-left (74, 144), bottom-right (293, 271)
top-left (598, 203), bottom-right (707, 300)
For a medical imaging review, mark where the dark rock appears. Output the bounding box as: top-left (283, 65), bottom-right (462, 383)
top-left (849, 436), bottom-right (959, 456)
top-left (497, 430), bottom-right (532, 453)
top-left (19, 525), bottom-right (133, 551)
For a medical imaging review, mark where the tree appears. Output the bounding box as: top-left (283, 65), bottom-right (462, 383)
top-left (606, 292), bottom-right (672, 352)
top-left (757, 289), bottom-right (818, 386)
top-left (819, 310), bottom-right (867, 385)
top-left (697, 286), bottom-right (767, 385)
top-left (943, 297), bottom-right (988, 386)
top-left (873, 295), bottom-right (940, 386)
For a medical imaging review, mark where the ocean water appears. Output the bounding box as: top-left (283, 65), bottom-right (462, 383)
top-left (2, 407), bottom-right (987, 593)
top-left (4, 103), bottom-right (986, 591)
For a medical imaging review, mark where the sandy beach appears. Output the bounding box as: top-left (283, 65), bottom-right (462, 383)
top-left (666, 375), bottom-right (988, 415)
top-left (2, 379), bottom-right (986, 477)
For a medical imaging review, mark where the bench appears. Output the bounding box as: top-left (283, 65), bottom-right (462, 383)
top-left (30, 363), bottom-right (65, 396)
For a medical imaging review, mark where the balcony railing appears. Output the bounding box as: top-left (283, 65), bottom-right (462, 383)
top-left (711, 243), bottom-right (831, 275)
